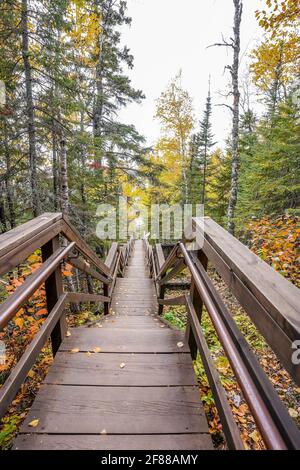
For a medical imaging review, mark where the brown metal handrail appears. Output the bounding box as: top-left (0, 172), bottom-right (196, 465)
top-left (146, 220), bottom-right (300, 450)
top-left (0, 214), bottom-right (134, 421)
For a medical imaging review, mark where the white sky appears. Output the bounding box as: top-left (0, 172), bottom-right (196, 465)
top-left (119, 0), bottom-right (266, 149)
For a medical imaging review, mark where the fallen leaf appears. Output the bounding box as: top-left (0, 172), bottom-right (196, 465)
top-left (28, 419), bottom-right (39, 428)
top-left (27, 370), bottom-right (35, 378)
top-left (93, 347), bottom-right (101, 353)
top-left (100, 429), bottom-right (107, 435)
top-left (66, 331), bottom-right (71, 337)
top-left (86, 351), bottom-right (92, 357)
top-left (249, 430), bottom-right (261, 443)
top-left (71, 348), bottom-right (79, 353)
top-left (36, 308), bottom-right (48, 316)
top-left (120, 363), bottom-right (126, 369)
top-left (177, 342), bottom-right (184, 348)
top-left (289, 408), bottom-right (298, 418)
top-left (15, 317), bottom-right (24, 328)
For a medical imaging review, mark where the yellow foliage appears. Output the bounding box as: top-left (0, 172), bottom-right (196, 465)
top-left (68, 0), bottom-right (102, 59)
top-left (255, 0), bottom-right (300, 34)
top-left (250, 35), bottom-right (300, 90)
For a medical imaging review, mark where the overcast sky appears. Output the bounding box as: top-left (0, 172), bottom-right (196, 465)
top-left (119, 0), bottom-right (266, 149)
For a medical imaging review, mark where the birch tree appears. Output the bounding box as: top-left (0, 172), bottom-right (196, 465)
top-left (209, 0), bottom-right (243, 234)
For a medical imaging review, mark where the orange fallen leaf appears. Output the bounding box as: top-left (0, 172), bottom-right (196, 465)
top-left (71, 348), bottom-right (80, 353)
top-left (36, 308), bottom-right (48, 316)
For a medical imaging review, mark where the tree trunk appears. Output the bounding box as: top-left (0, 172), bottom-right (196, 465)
top-left (93, 1), bottom-right (104, 166)
top-left (0, 183), bottom-right (7, 233)
top-left (3, 121), bottom-right (15, 228)
top-left (52, 125), bottom-right (59, 211)
top-left (21, 0), bottom-right (41, 217)
top-left (80, 111), bottom-right (87, 231)
top-left (59, 131), bottom-right (69, 215)
top-left (227, 0), bottom-right (243, 235)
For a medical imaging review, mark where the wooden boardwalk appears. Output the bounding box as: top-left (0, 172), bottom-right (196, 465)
top-left (13, 240), bottom-right (212, 450)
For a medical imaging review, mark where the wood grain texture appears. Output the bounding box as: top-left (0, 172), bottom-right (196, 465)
top-left (13, 433), bottom-right (213, 450)
top-left (44, 352), bottom-right (196, 386)
top-left (59, 328), bottom-right (189, 353)
top-left (20, 385), bottom-right (207, 434)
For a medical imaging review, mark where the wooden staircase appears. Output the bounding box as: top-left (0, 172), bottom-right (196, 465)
top-left (13, 240), bottom-right (212, 450)
top-left (1, 213), bottom-right (299, 450)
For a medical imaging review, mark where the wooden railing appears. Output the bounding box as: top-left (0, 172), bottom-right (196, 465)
top-left (0, 213), bottom-right (133, 419)
top-left (144, 217), bottom-right (300, 450)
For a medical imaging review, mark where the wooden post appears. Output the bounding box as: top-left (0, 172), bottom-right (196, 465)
top-left (187, 250), bottom-right (208, 359)
top-left (41, 236), bottom-right (66, 356)
top-left (103, 283), bottom-right (109, 315)
top-left (158, 284), bottom-right (165, 316)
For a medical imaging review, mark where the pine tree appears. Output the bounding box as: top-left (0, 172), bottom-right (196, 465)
top-left (197, 80), bottom-right (215, 205)
top-left (236, 98), bottom-right (300, 222)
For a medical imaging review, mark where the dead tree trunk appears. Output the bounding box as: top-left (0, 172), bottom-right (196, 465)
top-left (21, 0), bottom-right (41, 217)
top-left (209, 1), bottom-right (243, 234)
top-left (227, 0), bottom-right (243, 235)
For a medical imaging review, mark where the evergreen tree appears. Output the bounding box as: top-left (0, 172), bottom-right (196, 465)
top-left (197, 81), bottom-right (216, 205)
top-left (236, 98), bottom-right (300, 222)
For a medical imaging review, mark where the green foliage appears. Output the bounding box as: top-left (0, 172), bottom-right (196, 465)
top-left (0, 415), bottom-right (22, 450)
top-left (236, 98), bottom-right (300, 227)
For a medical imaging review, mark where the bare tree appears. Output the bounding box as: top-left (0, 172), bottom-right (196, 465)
top-left (209, 0), bottom-right (243, 234)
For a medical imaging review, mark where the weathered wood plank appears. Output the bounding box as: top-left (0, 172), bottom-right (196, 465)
top-left (20, 385), bottom-right (207, 434)
top-left (44, 352), bottom-right (196, 386)
top-left (193, 217), bottom-right (300, 341)
top-left (13, 433), bottom-right (212, 450)
top-left (59, 328), bottom-right (189, 353)
top-left (95, 316), bottom-right (163, 328)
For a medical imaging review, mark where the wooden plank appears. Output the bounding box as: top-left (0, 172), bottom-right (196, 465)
top-left (113, 294), bottom-right (157, 300)
top-left (193, 218), bottom-right (300, 341)
top-left (155, 243), bottom-right (165, 270)
top-left (0, 218), bottom-right (64, 276)
top-left (0, 213), bottom-right (62, 258)
top-left (158, 295), bottom-right (186, 306)
top-left (88, 316), bottom-right (165, 329)
top-left (59, 328), bottom-right (189, 353)
top-left (13, 433), bottom-right (212, 450)
top-left (159, 259), bottom-right (186, 286)
top-left (61, 216), bottom-right (111, 278)
top-left (111, 301), bottom-right (157, 309)
top-left (20, 385), bottom-right (208, 434)
top-left (67, 255), bottom-right (110, 285)
top-left (110, 308), bottom-right (158, 316)
top-left (44, 352), bottom-right (196, 386)
top-left (105, 242), bottom-right (119, 272)
top-left (67, 292), bottom-right (110, 304)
